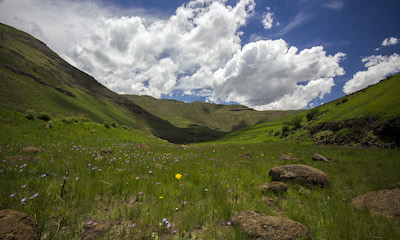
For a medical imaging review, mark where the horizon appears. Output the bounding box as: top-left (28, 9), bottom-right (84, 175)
top-left (0, 0), bottom-right (399, 110)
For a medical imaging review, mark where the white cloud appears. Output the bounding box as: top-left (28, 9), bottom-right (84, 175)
top-left (262, 10), bottom-right (279, 30)
top-left (343, 53), bottom-right (400, 94)
top-left (381, 37), bottom-right (399, 46)
top-left (322, 1), bottom-right (344, 10)
top-left (211, 39), bottom-right (346, 110)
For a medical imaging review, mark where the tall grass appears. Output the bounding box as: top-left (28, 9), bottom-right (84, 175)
top-left (1, 108), bottom-right (399, 239)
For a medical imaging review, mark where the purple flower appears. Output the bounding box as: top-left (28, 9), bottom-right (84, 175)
top-left (183, 201), bottom-right (187, 205)
top-left (173, 229), bottom-right (178, 234)
top-left (138, 192), bottom-right (143, 195)
top-left (228, 189), bottom-right (232, 193)
top-left (162, 218), bottom-right (167, 223)
top-left (86, 221), bottom-right (93, 225)
top-left (130, 223), bottom-right (136, 227)
top-left (205, 188), bottom-right (208, 192)
top-left (21, 185), bottom-right (27, 188)
top-left (136, 176), bottom-right (139, 180)
top-left (21, 198), bottom-right (27, 204)
top-left (166, 223), bottom-right (172, 228)
top-left (41, 173), bottom-right (46, 178)
top-left (9, 193), bottom-right (16, 198)
top-left (227, 221), bottom-right (232, 226)
top-left (159, 223), bottom-right (163, 226)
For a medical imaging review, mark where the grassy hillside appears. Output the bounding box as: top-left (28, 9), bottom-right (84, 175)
top-left (124, 95), bottom-right (301, 132)
top-left (217, 73), bottom-right (400, 147)
top-left (0, 23), bottom-right (228, 143)
top-left (1, 108), bottom-right (399, 239)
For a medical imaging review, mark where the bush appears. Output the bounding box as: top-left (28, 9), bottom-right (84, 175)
top-left (307, 109), bottom-right (320, 121)
top-left (62, 116), bottom-right (80, 124)
top-left (37, 111), bottom-right (52, 121)
top-left (290, 115), bottom-right (303, 129)
top-left (25, 109), bottom-right (37, 120)
top-left (104, 122), bottom-right (110, 129)
top-left (111, 122), bottom-right (118, 128)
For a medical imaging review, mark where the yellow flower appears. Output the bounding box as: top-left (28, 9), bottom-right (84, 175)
top-left (159, 196), bottom-right (163, 199)
top-left (261, 153), bottom-right (264, 156)
top-left (213, 150), bottom-right (215, 152)
top-left (175, 173), bottom-right (182, 180)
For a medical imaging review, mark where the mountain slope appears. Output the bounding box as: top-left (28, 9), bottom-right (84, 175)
top-left (217, 73), bottom-right (400, 147)
top-left (0, 23), bottom-right (232, 143)
top-left (124, 95), bottom-right (302, 132)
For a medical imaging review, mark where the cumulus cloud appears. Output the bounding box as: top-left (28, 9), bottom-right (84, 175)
top-left (343, 53), bottom-right (400, 94)
top-left (0, 0), bottom-right (347, 110)
top-left (211, 39), bottom-right (345, 110)
top-left (381, 37), bottom-right (399, 46)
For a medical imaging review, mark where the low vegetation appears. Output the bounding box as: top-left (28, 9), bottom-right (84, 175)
top-left (1, 108), bottom-right (399, 239)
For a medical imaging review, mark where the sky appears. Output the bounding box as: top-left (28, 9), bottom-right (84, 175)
top-left (0, 0), bottom-right (399, 110)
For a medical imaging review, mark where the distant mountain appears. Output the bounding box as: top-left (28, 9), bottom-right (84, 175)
top-left (218, 73), bottom-right (400, 147)
top-left (124, 95), bottom-right (301, 132)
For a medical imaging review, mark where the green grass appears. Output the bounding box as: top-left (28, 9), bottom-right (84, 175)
top-left (1, 108), bottom-right (399, 239)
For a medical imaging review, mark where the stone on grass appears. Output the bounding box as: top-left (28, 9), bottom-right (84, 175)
top-left (280, 154), bottom-right (301, 162)
top-left (311, 153), bottom-right (329, 163)
top-left (231, 210), bottom-right (310, 240)
top-left (20, 146), bottom-right (40, 154)
top-left (351, 188), bottom-right (400, 218)
top-left (138, 144), bottom-right (150, 150)
top-left (259, 182), bottom-right (288, 194)
top-left (0, 210), bottom-right (39, 240)
top-left (238, 152), bottom-right (252, 158)
top-left (269, 164), bottom-right (332, 188)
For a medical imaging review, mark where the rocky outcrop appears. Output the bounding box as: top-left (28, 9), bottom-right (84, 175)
top-left (231, 210), bottom-right (310, 240)
top-left (269, 164), bottom-right (332, 188)
top-left (259, 182), bottom-right (288, 194)
top-left (351, 188), bottom-right (400, 218)
top-left (0, 210), bottom-right (39, 240)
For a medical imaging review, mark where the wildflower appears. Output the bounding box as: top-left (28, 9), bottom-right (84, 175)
top-left (9, 193), bottom-right (16, 198)
top-left (159, 223), bottom-right (163, 226)
top-left (227, 221), bottom-right (232, 226)
top-left (175, 173), bottom-right (182, 180)
top-left (205, 188), bottom-right (208, 192)
top-left (41, 173), bottom-right (46, 178)
top-left (228, 189), bottom-right (232, 193)
top-left (87, 221), bottom-right (93, 225)
top-left (136, 176), bottom-right (139, 180)
top-left (156, 182), bottom-right (160, 185)
top-left (159, 196), bottom-right (163, 199)
top-left (183, 201), bottom-right (187, 205)
top-left (162, 218), bottom-right (167, 223)
top-left (21, 185), bottom-right (27, 188)
top-left (166, 223), bottom-right (172, 228)
top-left (130, 223), bottom-right (136, 227)
top-left (173, 229), bottom-right (178, 234)
top-left (75, 177), bottom-right (79, 180)
top-left (21, 198), bottom-right (27, 205)
top-left (138, 191), bottom-right (143, 195)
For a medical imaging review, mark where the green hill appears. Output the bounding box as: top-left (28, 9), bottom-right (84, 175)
top-left (0, 23), bottom-right (226, 143)
top-left (124, 95), bottom-right (301, 132)
top-left (217, 73), bottom-right (400, 147)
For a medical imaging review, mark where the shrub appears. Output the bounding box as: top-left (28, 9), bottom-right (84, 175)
top-left (37, 111), bottom-right (52, 121)
top-left (111, 122), bottom-right (118, 128)
top-left (307, 109), bottom-right (320, 121)
top-left (104, 122), bottom-right (110, 129)
top-left (281, 125), bottom-right (290, 134)
top-left (290, 115), bottom-right (303, 129)
top-left (25, 109), bottom-right (37, 120)
top-left (47, 121), bottom-right (54, 128)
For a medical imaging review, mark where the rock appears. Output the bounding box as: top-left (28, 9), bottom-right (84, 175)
top-left (238, 152), bottom-right (252, 158)
top-left (101, 149), bottom-right (112, 154)
top-left (231, 210), bottom-right (310, 240)
top-left (280, 154), bottom-right (301, 162)
top-left (20, 146), bottom-right (40, 154)
top-left (311, 153), bottom-right (329, 163)
top-left (259, 182), bottom-right (288, 194)
top-left (0, 210), bottom-right (39, 240)
top-left (262, 197), bottom-right (278, 206)
top-left (351, 188), bottom-right (400, 218)
top-left (269, 164), bottom-right (332, 188)
top-left (138, 144), bottom-right (150, 150)
top-left (298, 187), bottom-right (311, 196)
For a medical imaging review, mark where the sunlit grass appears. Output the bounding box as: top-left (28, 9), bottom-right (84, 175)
top-left (1, 108), bottom-right (400, 239)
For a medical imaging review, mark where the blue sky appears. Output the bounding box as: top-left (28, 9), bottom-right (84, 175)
top-left (0, 0), bottom-right (399, 110)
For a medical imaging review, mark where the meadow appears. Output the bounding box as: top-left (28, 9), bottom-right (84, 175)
top-left (1, 108), bottom-right (400, 239)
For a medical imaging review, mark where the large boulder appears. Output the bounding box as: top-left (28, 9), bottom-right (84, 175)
top-left (0, 210), bottom-right (39, 240)
top-left (231, 210), bottom-right (310, 240)
top-left (351, 188), bottom-right (400, 218)
top-left (259, 182), bottom-right (288, 194)
top-left (269, 164), bottom-right (332, 188)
